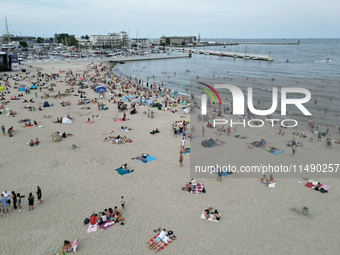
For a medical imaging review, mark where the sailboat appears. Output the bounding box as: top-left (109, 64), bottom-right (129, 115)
top-left (243, 44), bottom-right (250, 60)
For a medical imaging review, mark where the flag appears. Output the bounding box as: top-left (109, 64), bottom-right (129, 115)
top-left (269, 51), bottom-right (271, 55)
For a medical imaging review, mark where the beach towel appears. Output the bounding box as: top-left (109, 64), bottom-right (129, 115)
top-left (85, 121), bottom-right (94, 124)
top-left (98, 220), bottom-right (115, 230)
top-left (200, 211), bottom-right (221, 222)
top-left (148, 234), bottom-right (177, 251)
top-left (138, 155), bottom-right (156, 164)
top-left (113, 118), bottom-right (123, 122)
top-left (305, 182), bottom-right (330, 191)
top-left (268, 183), bottom-right (276, 188)
top-left (87, 223), bottom-right (98, 233)
top-left (185, 183), bottom-right (204, 194)
top-left (215, 170), bottom-right (231, 177)
top-left (265, 148), bottom-right (284, 155)
top-left (115, 167), bottom-right (134, 175)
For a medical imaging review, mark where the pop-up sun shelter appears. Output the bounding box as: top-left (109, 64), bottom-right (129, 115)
top-left (43, 101), bottom-right (50, 107)
top-left (62, 117), bottom-right (72, 124)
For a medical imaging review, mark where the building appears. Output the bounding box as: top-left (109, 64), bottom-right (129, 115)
top-left (77, 38), bottom-right (91, 47)
top-left (130, 38), bottom-right (150, 47)
top-left (158, 36), bottom-right (196, 46)
top-left (89, 31), bottom-right (128, 48)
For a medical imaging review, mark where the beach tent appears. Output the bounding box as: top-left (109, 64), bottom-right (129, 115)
top-left (43, 101), bottom-right (50, 107)
top-left (62, 117), bottom-right (72, 124)
top-left (201, 138), bottom-right (218, 148)
top-left (30, 85), bottom-right (37, 89)
top-left (0, 86), bottom-right (4, 91)
top-left (181, 108), bottom-right (189, 114)
top-left (18, 87), bottom-right (25, 91)
top-left (77, 82), bottom-right (85, 86)
top-left (96, 86), bottom-right (107, 93)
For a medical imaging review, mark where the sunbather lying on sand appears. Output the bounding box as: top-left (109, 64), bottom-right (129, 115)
top-left (103, 136), bottom-right (115, 142)
top-left (132, 153), bottom-right (149, 162)
top-left (235, 134), bottom-right (247, 139)
top-left (43, 115), bottom-right (51, 118)
top-left (154, 234), bottom-right (172, 251)
top-left (19, 119), bottom-right (30, 123)
top-left (103, 131), bottom-right (114, 135)
top-left (121, 126), bottom-right (131, 131)
top-left (150, 128), bottom-right (160, 135)
top-left (204, 208), bottom-right (220, 221)
top-left (148, 229), bottom-right (167, 250)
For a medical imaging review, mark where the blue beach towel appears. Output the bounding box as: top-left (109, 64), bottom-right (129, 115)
top-left (138, 155), bottom-right (156, 163)
top-left (115, 168), bottom-right (133, 175)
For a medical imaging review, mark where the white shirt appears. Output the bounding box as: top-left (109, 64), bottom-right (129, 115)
top-left (3, 191), bottom-right (10, 201)
top-left (101, 215), bottom-right (107, 222)
top-left (158, 231), bottom-right (166, 240)
top-left (181, 139), bottom-right (185, 145)
top-left (162, 236), bottom-right (171, 244)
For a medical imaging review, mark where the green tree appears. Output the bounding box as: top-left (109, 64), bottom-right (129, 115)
top-left (19, 41), bottom-right (28, 48)
top-left (165, 38), bottom-right (170, 45)
top-left (37, 37), bottom-right (43, 43)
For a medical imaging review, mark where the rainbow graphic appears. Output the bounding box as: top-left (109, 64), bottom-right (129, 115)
top-left (198, 82), bottom-right (223, 106)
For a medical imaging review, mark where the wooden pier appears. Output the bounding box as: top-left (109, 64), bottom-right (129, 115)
top-left (175, 48), bottom-right (273, 61)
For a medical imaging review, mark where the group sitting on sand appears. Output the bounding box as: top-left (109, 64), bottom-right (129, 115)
top-left (28, 138), bottom-right (39, 146)
top-left (90, 206), bottom-right (125, 225)
top-left (261, 174), bottom-right (274, 185)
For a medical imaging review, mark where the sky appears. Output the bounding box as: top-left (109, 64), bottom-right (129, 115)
top-left (1, 0), bottom-right (340, 39)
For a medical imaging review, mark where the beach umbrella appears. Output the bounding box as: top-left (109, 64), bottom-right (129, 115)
top-left (30, 85), bottom-right (37, 89)
top-left (10, 95), bottom-right (14, 100)
top-left (0, 86), bottom-right (4, 91)
top-left (18, 87), bottom-right (25, 91)
top-left (50, 133), bottom-right (62, 142)
top-left (95, 86), bottom-right (107, 93)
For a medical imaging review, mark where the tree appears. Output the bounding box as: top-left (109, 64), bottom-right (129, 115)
top-left (165, 38), bottom-right (170, 45)
top-left (37, 37), bottom-right (43, 43)
top-left (19, 41), bottom-right (28, 48)
top-left (85, 35), bottom-right (89, 39)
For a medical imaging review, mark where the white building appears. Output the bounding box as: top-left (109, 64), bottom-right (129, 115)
top-left (130, 38), bottom-right (150, 47)
top-left (89, 31), bottom-right (128, 48)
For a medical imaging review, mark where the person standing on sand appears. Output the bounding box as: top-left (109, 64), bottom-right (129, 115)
top-left (217, 166), bottom-right (222, 182)
top-left (37, 186), bottom-right (44, 204)
top-left (290, 145), bottom-right (297, 157)
top-left (326, 125), bottom-right (330, 134)
top-left (181, 137), bottom-right (185, 149)
top-left (318, 131), bottom-right (322, 142)
top-left (179, 152), bottom-right (183, 167)
top-left (1, 125), bottom-right (5, 136)
top-left (121, 196), bottom-right (125, 209)
top-left (0, 194), bottom-right (9, 215)
top-left (227, 126), bottom-right (231, 136)
top-left (202, 126), bottom-right (205, 137)
top-left (28, 193), bottom-right (34, 211)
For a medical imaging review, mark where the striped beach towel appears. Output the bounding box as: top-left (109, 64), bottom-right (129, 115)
top-left (148, 234), bottom-right (177, 252)
top-left (185, 183), bottom-right (205, 194)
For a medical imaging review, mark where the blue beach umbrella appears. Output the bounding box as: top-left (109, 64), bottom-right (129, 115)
top-left (95, 86), bottom-right (107, 93)
top-left (18, 87), bottom-right (25, 91)
top-left (30, 85), bottom-right (37, 89)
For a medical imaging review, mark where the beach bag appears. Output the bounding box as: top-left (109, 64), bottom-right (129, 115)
top-left (202, 188), bottom-right (206, 193)
top-left (168, 231), bottom-right (173, 235)
top-left (84, 218), bottom-right (90, 225)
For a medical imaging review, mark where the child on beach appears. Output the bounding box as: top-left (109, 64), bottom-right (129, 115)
top-left (121, 196), bottom-right (125, 209)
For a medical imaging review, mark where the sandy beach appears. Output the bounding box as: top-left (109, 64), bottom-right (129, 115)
top-left (1, 60), bottom-right (340, 255)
